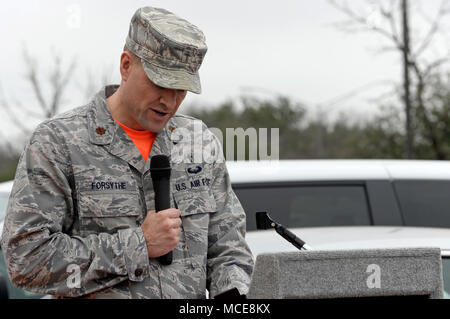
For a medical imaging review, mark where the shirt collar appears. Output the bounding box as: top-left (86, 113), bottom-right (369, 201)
top-left (86, 85), bottom-right (175, 173)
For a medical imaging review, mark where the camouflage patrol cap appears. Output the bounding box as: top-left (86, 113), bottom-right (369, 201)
top-left (125, 7), bottom-right (207, 94)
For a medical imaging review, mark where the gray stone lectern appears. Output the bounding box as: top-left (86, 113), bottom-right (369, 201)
top-left (248, 247), bottom-right (444, 299)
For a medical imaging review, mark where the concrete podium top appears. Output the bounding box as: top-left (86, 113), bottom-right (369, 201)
top-left (248, 247), bottom-right (443, 299)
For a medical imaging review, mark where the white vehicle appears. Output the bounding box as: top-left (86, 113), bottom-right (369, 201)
top-left (227, 160), bottom-right (450, 231)
top-left (0, 180), bottom-right (13, 240)
top-left (0, 180), bottom-right (12, 234)
top-left (226, 160), bottom-right (450, 299)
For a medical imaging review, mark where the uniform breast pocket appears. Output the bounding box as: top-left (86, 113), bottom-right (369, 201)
top-left (77, 191), bottom-right (141, 236)
top-left (174, 191), bottom-right (217, 258)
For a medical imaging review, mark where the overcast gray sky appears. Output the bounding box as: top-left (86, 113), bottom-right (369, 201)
top-left (1, 0), bottom-right (449, 140)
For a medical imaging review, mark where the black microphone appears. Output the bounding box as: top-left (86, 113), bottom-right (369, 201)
top-left (150, 155), bottom-right (172, 265)
top-left (255, 211), bottom-right (312, 251)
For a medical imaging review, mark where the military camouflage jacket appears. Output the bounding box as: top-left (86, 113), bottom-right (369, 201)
top-left (1, 85), bottom-right (254, 298)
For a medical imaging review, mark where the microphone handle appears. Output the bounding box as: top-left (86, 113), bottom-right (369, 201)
top-left (154, 178), bottom-right (171, 212)
top-left (154, 177), bottom-right (173, 265)
top-left (275, 225), bottom-right (306, 251)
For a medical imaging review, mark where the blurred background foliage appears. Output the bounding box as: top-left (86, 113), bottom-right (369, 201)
top-left (1, 72), bottom-right (450, 182)
top-left (187, 71), bottom-right (450, 162)
top-left (2, 1), bottom-right (450, 182)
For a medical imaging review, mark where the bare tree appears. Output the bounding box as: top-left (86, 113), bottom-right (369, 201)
top-left (329, 0), bottom-right (450, 159)
top-left (75, 64), bottom-right (115, 104)
top-left (0, 47), bottom-right (77, 139)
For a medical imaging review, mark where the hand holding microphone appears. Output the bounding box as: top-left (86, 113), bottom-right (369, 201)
top-left (140, 208), bottom-right (181, 259)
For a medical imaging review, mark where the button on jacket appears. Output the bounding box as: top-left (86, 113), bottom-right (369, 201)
top-left (1, 85), bottom-right (254, 298)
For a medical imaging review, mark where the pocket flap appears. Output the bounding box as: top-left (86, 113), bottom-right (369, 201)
top-left (174, 191), bottom-right (217, 217)
top-left (78, 192), bottom-right (141, 218)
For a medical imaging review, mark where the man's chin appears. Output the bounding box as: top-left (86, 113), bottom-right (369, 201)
top-left (147, 127), bottom-right (163, 133)
top-left (140, 114), bottom-right (172, 133)
top-left (143, 122), bottom-right (166, 133)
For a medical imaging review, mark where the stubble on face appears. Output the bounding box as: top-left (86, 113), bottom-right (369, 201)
top-left (132, 79), bottom-right (187, 133)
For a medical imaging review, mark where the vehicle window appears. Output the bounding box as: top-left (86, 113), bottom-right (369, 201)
top-left (0, 193), bottom-right (9, 222)
top-left (234, 184), bottom-right (372, 231)
top-left (443, 257), bottom-right (450, 299)
top-left (393, 180), bottom-right (450, 227)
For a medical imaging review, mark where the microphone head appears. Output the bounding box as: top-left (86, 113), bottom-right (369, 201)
top-left (150, 155), bottom-right (171, 179)
top-left (255, 211), bottom-right (273, 230)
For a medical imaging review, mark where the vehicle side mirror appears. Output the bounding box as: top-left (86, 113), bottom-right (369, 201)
top-left (0, 273), bottom-right (9, 299)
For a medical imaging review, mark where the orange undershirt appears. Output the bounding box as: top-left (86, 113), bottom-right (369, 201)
top-left (113, 116), bottom-right (156, 162)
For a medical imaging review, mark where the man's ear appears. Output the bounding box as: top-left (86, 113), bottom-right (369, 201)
top-left (120, 51), bottom-right (134, 82)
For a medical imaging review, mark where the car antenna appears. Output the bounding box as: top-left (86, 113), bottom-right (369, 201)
top-left (255, 211), bottom-right (312, 251)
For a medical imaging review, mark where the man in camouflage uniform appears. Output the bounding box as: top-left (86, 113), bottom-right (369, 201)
top-left (1, 7), bottom-right (254, 298)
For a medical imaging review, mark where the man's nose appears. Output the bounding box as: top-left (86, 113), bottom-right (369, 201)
top-left (159, 88), bottom-right (178, 108)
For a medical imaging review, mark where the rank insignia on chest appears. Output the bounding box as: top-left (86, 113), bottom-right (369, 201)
top-left (96, 127), bottom-right (106, 135)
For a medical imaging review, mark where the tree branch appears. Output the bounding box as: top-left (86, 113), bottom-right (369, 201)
top-left (0, 85), bottom-right (32, 135)
top-left (328, 0), bottom-right (403, 49)
top-left (412, 0), bottom-right (450, 59)
top-left (11, 96), bottom-right (44, 119)
top-left (48, 52), bottom-right (77, 118)
top-left (22, 47), bottom-right (49, 115)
